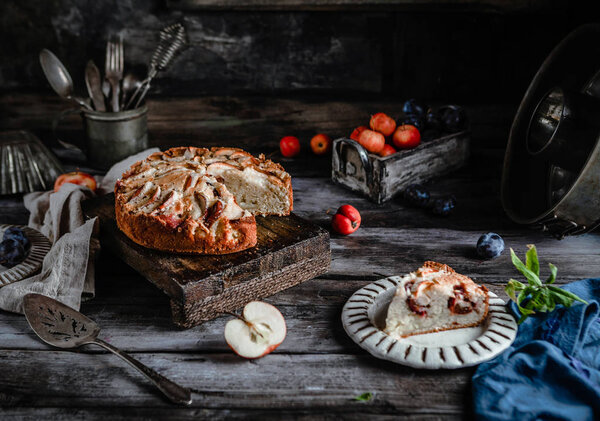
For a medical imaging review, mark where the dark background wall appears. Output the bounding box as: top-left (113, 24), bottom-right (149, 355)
top-left (0, 0), bottom-right (594, 103)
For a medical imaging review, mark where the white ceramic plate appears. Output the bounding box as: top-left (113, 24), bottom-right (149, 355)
top-left (342, 276), bottom-right (518, 369)
top-left (0, 224), bottom-right (51, 287)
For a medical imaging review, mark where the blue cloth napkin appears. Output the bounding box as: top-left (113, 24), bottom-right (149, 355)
top-left (472, 278), bottom-right (600, 421)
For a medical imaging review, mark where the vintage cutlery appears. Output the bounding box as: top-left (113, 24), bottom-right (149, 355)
top-left (121, 72), bottom-right (142, 107)
top-left (23, 293), bottom-right (193, 406)
top-left (84, 60), bottom-right (106, 112)
top-left (39, 49), bottom-right (93, 110)
top-left (105, 36), bottom-right (124, 112)
top-left (126, 23), bottom-right (187, 110)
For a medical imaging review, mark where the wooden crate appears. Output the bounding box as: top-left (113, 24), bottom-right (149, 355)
top-left (84, 194), bottom-right (330, 328)
top-left (331, 133), bottom-right (470, 204)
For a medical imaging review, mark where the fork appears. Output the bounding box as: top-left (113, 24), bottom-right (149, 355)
top-left (105, 36), bottom-right (123, 112)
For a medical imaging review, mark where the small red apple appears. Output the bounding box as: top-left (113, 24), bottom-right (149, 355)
top-left (332, 204), bottom-right (361, 235)
top-left (370, 112), bottom-right (396, 136)
top-left (310, 133), bottom-right (332, 155)
top-left (54, 171), bottom-right (97, 192)
top-left (279, 136), bottom-right (301, 157)
top-left (393, 124), bottom-right (421, 149)
top-left (357, 129), bottom-right (385, 154)
top-left (379, 144), bottom-right (396, 157)
top-left (350, 126), bottom-right (368, 142)
top-left (224, 301), bottom-right (287, 359)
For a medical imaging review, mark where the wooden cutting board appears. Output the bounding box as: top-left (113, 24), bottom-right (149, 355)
top-left (84, 194), bottom-right (330, 328)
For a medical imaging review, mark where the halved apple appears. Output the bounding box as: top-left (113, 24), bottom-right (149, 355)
top-left (224, 301), bottom-right (286, 359)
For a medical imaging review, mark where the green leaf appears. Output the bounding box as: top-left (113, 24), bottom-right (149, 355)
top-left (546, 263), bottom-right (557, 284)
top-left (505, 279), bottom-right (524, 302)
top-left (514, 288), bottom-right (536, 318)
top-left (548, 290), bottom-right (573, 307)
top-left (529, 290), bottom-right (546, 312)
top-left (517, 301), bottom-right (536, 324)
top-left (517, 285), bottom-right (533, 307)
top-left (510, 248), bottom-right (542, 286)
top-left (525, 244), bottom-right (540, 276)
top-left (547, 286), bottom-right (588, 305)
top-left (540, 288), bottom-right (554, 312)
top-left (353, 392), bottom-right (373, 402)
top-left (504, 244), bottom-right (586, 324)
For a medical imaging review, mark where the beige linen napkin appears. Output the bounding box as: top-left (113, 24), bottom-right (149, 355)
top-left (0, 148), bottom-right (158, 314)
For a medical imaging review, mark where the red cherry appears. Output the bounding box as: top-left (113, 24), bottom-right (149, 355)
top-left (393, 124), bottom-right (421, 149)
top-left (279, 136), bottom-right (301, 157)
top-left (370, 112), bottom-right (396, 137)
top-left (357, 129), bottom-right (385, 154)
top-left (54, 171), bottom-right (97, 192)
top-left (310, 133), bottom-right (332, 155)
top-left (350, 126), bottom-right (368, 142)
top-left (379, 144), bottom-right (396, 157)
top-left (332, 204), bottom-right (361, 235)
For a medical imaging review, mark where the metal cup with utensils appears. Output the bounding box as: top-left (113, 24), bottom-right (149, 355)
top-left (82, 105), bottom-right (149, 169)
top-left (23, 293), bottom-right (192, 405)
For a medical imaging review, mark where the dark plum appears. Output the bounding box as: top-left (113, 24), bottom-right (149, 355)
top-left (402, 99), bottom-right (425, 117)
top-left (439, 105), bottom-right (467, 133)
top-left (425, 109), bottom-right (442, 130)
top-left (401, 114), bottom-right (424, 130)
top-left (3, 227), bottom-right (29, 250)
top-left (431, 196), bottom-right (456, 216)
top-left (0, 238), bottom-right (26, 268)
top-left (476, 233), bottom-right (505, 259)
top-left (403, 184), bottom-right (430, 208)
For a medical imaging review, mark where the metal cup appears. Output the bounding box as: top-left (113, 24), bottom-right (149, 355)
top-left (82, 105), bottom-right (148, 169)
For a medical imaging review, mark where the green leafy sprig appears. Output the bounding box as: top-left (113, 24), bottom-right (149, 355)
top-left (353, 392), bottom-right (373, 402)
top-left (505, 244), bottom-right (588, 324)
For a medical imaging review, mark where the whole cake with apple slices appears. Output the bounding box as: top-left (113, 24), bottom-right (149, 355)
top-left (385, 261), bottom-right (489, 338)
top-left (115, 146), bottom-right (292, 254)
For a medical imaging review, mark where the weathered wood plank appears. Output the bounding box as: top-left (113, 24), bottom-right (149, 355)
top-left (0, 408), bottom-right (462, 421)
top-left (0, 273), bottom-right (572, 353)
top-left (167, 0), bottom-right (563, 13)
top-left (0, 94), bottom-right (515, 152)
top-left (0, 350), bottom-right (472, 414)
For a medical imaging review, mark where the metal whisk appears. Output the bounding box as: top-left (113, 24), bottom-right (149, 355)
top-left (126, 23), bottom-right (187, 110)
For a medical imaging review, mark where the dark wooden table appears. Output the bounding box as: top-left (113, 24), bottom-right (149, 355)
top-left (2, 94), bottom-right (600, 419)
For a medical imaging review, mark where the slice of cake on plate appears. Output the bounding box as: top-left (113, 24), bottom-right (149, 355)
top-left (384, 261), bottom-right (489, 338)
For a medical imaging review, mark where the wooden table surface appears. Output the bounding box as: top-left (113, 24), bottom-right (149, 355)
top-left (2, 94), bottom-right (600, 420)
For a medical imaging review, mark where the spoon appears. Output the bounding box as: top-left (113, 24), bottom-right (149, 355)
top-left (39, 49), bottom-right (93, 111)
top-left (23, 293), bottom-right (193, 406)
top-left (121, 72), bottom-right (142, 109)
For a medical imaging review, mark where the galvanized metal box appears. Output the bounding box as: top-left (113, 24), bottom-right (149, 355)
top-left (332, 132), bottom-right (470, 204)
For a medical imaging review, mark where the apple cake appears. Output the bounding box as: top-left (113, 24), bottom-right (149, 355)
top-left (385, 261), bottom-right (489, 338)
top-left (115, 146), bottom-right (293, 254)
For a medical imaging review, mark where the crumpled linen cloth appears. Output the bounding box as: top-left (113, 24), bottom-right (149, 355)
top-left (0, 148), bottom-right (158, 314)
top-left (472, 278), bottom-right (600, 421)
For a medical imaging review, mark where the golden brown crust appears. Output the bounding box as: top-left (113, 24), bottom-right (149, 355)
top-left (114, 146), bottom-right (291, 254)
top-left (423, 261), bottom-right (456, 273)
top-left (115, 198), bottom-right (257, 255)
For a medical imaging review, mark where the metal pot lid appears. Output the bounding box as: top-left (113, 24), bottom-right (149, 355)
top-left (502, 24), bottom-right (600, 238)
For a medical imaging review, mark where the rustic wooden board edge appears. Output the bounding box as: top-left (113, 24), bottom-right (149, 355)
top-left (179, 222), bottom-right (330, 304)
top-left (171, 245), bottom-right (331, 328)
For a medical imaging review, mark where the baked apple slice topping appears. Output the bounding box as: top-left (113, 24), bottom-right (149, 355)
top-left (224, 301), bottom-right (287, 359)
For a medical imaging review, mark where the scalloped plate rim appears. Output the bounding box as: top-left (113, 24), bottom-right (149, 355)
top-left (342, 276), bottom-right (518, 369)
top-left (0, 224), bottom-right (51, 287)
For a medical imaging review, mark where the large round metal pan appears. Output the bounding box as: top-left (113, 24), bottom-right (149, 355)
top-left (502, 24), bottom-right (600, 238)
